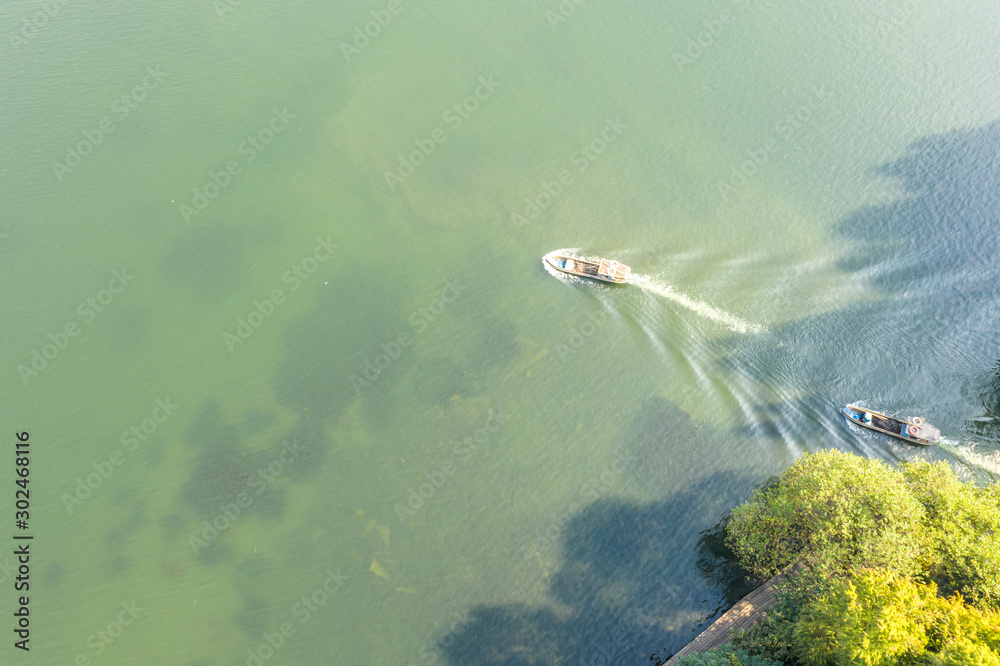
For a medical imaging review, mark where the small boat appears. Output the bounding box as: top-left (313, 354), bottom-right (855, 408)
top-left (841, 404), bottom-right (941, 446)
top-left (544, 254), bottom-right (631, 284)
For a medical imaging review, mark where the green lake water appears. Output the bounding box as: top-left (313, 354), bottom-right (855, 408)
top-left (2, 0), bottom-right (999, 663)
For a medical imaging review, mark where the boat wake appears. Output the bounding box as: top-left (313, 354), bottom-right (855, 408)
top-left (542, 249), bottom-right (764, 334)
top-left (937, 438), bottom-right (1000, 477)
top-left (627, 274), bottom-right (764, 335)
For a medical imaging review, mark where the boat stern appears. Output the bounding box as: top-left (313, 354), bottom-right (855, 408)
top-left (905, 419), bottom-right (941, 444)
top-left (597, 258), bottom-right (631, 283)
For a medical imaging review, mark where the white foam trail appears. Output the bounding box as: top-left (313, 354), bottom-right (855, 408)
top-left (628, 275), bottom-right (764, 335)
top-left (937, 438), bottom-right (1000, 476)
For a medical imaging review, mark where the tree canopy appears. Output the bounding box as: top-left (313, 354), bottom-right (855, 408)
top-left (679, 450), bottom-right (1000, 665)
top-left (792, 570), bottom-right (1000, 665)
top-left (725, 451), bottom-right (928, 581)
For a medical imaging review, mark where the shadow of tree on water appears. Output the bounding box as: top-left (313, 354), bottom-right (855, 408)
top-left (441, 476), bottom-right (755, 666)
top-left (967, 360), bottom-right (1000, 446)
top-left (438, 398), bottom-right (759, 665)
top-left (834, 121), bottom-right (1000, 291)
top-left (714, 121), bottom-right (1000, 455)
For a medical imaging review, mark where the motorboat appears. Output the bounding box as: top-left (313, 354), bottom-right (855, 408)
top-left (841, 404), bottom-right (940, 446)
top-left (544, 254), bottom-right (631, 284)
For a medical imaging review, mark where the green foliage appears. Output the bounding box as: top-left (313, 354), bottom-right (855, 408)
top-left (715, 450), bottom-right (1000, 665)
top-left (675, 644), bottom-right (782, 665)
top-left (726, 451), bottom-right (928, 581)
top-left (729, 626), bottom-right (794, 665)
top-left (903, 461), bottom-right (1000, 607)
top-left (923, 590), bottom-right (1000, 657)
top-left (787, 570), bottom-right (1000, 665)
top-left (925, 639), bottom-right (1000, 665)
top-left (791, 570), bottom-right (934, 665)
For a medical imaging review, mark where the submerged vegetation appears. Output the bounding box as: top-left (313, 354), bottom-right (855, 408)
top-left (679, 450), bottom-right (1000, 665)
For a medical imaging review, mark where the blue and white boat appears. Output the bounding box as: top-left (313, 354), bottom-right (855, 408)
top-left (841, 404), bottom-right (940, 446)
top-left (544, 254), bottom-right (631, 284)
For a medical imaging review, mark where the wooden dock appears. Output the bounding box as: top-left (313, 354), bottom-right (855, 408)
top-left (663, 567), bottom-right (791, 665)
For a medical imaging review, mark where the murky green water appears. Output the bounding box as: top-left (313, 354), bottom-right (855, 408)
top-left (2, 0), bottom-right (999, 663)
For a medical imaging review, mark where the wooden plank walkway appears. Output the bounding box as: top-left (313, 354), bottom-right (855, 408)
top-left (663, 567), bottom-right (792, 665)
